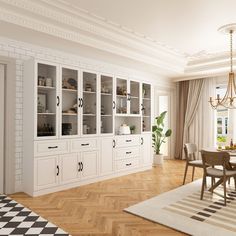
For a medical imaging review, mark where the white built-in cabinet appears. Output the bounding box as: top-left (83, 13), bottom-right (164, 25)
top-left (23, 59), bottom-right (153, 196)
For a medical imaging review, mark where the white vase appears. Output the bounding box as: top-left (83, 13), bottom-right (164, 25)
top-left (153, 154), bottom-right (164, 166)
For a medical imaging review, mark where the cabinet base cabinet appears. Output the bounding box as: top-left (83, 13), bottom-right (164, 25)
top-left (34, 156), bottom-right (59, 191)
top-left (28, 135), bottom-right (152, 197)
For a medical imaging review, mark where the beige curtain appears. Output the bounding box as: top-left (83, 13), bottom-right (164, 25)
top-left (183, 78), bottom-right (216, 159)
top-left (174, 80), bottom-right (189, 159)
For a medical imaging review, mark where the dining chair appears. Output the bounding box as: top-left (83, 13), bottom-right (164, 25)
top-left (183, 143), bottom-right (204, 185)
top-left (200, 150), bottom-right (236, 206)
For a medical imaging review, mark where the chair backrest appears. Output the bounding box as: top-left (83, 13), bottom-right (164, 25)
top-left (201, 150), bottom-right (230, 175)
top-left (184, 143), bottom-right (197, 162)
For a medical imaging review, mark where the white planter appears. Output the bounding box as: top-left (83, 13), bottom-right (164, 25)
top-left (153, 154), bottom-right (164, 165)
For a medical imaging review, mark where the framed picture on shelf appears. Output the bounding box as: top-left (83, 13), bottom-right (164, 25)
top-left (37, 93), bottom-right (46, 113)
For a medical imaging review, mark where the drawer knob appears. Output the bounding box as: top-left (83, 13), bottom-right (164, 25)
top-left (48, 146), bottom-right (58, 149)
top-left (126, 140), bottom-right (132, 142)
top-left (81, 143), bottom-right (89, 146)
top-left (126, 163), bottom-right (132, 166)
top-left (126, 151), bottom-right (132, 154)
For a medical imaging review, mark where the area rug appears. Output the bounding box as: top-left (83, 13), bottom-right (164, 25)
top-left (124, 179), bottom-right (236, 236)
top-left (0, 195), bottom-right (70, 235)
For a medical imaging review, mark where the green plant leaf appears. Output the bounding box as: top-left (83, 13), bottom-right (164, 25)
top-left (165, 129), bottom-right (172, 137)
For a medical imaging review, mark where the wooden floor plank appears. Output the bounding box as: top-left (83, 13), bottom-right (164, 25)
top-left (11, 160), bottom-right (202, 236)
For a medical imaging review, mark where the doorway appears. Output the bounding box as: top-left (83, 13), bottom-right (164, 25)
top-left (0, 64), bottom-right (5, 193)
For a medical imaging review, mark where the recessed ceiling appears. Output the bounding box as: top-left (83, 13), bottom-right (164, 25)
top-left (68, 0), bottom-right (236, 56)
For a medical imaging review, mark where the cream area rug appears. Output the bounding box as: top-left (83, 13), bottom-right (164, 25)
top-left (124, 179), bottom-right (236, 236)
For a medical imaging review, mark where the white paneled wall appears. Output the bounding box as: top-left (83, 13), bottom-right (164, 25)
top-left (0, 36), bottom-right (173, 192)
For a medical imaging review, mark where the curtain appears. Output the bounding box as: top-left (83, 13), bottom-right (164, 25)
top-left (174, 80), bottom-right (189, 159)
top-left (187, 78), bottom-right (216, 156)
top-left (183, 78), bottom-right (216, 159)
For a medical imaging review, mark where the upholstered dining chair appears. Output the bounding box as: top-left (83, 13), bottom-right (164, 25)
top-left (200, 150), bottom-right (236, 206)
top-left (183, 143), bottom-right (204, 185)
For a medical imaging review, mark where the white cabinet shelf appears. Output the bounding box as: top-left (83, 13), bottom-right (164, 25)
top-left (23, 59), bottom-right (153, 197)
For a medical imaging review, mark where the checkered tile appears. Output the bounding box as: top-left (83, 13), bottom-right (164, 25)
top-left (0, 195), bottom-right (70, 235)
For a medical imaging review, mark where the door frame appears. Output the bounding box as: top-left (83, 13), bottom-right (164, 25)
top-left (0, 56), bottom-right (16, 194)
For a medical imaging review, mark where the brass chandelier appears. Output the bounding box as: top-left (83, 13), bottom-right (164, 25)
top-left (209, 24), bottom-right (236, 109)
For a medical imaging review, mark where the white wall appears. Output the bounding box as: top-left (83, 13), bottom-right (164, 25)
top-left (0, 36), bottom-right (175, 192)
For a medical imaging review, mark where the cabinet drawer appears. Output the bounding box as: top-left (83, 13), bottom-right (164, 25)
top-left (34, 140), bottom-right (69, 157)
top-left (115, 136), bottom-right (140, 148)
top-left (114, 147), bottom-right (140, 160)
top-left (71, 138), bottom-right (98, 152)
top-left (115, 158), bottom-right (139, 171)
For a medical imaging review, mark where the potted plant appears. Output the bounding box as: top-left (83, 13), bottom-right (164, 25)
top-left (152, 111), bottom-right (172, 165)
top-left (130, 125), bottom-right (135, 134)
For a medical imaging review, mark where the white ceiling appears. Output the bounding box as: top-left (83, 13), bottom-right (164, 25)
top-left (68, 0), bottom-right (236, 56)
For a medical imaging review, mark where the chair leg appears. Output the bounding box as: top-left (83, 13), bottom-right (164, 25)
top-left (183, 163), bottom-right (188, 185)
top-left (211, 177), bottom-right (214, 193)
top-left (192, 166), bottom-right (195, 182)
top-left (223, 176), bottom-right (227, 206)
top-left (234, 177), bottom-right (236, 190)
top-left (201, 174), bottom-right (206, 200)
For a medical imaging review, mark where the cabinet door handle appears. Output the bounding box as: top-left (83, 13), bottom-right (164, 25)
top-left (81, 143), bottom-right (89, 146)
top-left (81, 162), bottom-right (83, 171)
top-left (126, 140), bottom-right (132, 142)
top-left (78, 162), bottom-right (81, 172)
top-left (56, 165), bottom-right (59, 176)
top-left (112, 101), bottom-right (116, 109)
top-left (78, 98), bottom-right (81, 108)
top-left (141, 104), bottom-right (144, 111)
top-left (126, 163), bottom-right (132, 166)
top-left (48, 146), bottom-right (58, 149)
top-left (126, 151), bottom-right (132, 154)
top-left (112, 140), bottom-right (116, 148)
top-left (81, 98), bottom-right (84, 107)
top-left (141, 137), bottom-right (144, 145)
top-left (57, 96), bottom-right (60, 106)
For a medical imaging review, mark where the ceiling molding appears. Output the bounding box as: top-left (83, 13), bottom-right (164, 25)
top-left (0, 0), bottom-right (187, 76)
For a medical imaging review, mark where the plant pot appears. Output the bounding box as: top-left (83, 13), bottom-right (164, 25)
top-left (153, 154), bottom-right (164, 166)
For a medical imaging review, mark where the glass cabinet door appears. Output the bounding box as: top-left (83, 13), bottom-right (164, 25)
top-left (82, 72), bottom-right (97, 135)
top-left (116, 78), bottom-right (127, 114)
top-left (130, 81), bottom-right (140, 115)
top-left (100, 75), bottom-right (113, 134)
top-left (37, 63), bottom-right (57, 137)
top-left (61, 67), bottom-right (79, 136)
top-left (142, 83), bottom-right (151, 132)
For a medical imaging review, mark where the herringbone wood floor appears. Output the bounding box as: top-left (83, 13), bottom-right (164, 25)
top-left (11, 160), bottom-right (202, 236)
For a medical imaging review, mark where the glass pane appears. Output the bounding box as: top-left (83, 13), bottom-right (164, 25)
top-left (37, 63), bottom-right (57, 137)
top-left (130, 81), bottom-right (140, 114)
top-left (61, 68), bottom-right (78, 136)
top-left (83, 72), bottom-right (97, 135)
top-left (142, 83), bottom-right (151, 132)
top-left (116, 78), bottom-right (127, 114)
top-left (101, 75), bottom-right (113, 134)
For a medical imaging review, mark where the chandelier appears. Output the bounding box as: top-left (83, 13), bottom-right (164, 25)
top-left (209, 24), bottom-right (236, 109)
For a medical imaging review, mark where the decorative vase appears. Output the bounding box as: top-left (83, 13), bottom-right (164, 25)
top-left (153, 154), bottom-right (164, 166)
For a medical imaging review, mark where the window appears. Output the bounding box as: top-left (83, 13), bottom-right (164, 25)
top-left (215, 86), bottom-right (231, 145)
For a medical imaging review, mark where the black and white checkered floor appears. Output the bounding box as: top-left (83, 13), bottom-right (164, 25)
top-left (0, 195), bottom-right (70, 235)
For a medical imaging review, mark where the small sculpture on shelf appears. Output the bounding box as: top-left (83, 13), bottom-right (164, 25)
top-left (101, 105), bottom-right (105, 115)
top-left (85, 83), bottom-right (93, 92)
top-left (62, 123), bottom-right (72, 135)
top-left (62, 78), bottom-right (77, 90)
top-left (130, 125), bottom-right (136, 134)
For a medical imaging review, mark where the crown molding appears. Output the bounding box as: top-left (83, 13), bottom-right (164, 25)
top-left (0, 0), bottom-right (187, 76)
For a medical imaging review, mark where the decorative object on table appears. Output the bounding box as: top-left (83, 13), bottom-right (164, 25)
top-left (37, 123), bottom-right (54, 136)
top-left (152, 111), bottom-right (172, 165)
top-left (62, 123), bottom-right (72, 135)
top-left (62, 78), bottom-right (77, 90)
top-left (142, 120), bottom-right (146, 131)
top-left (45, 77), bottom-right (53, 87)
top-left (85, 83), bottom-right (92, 92)
top-left (209, 24), bottom-right (236, 109)
top-left (101, 105), bottom-right (105, 115)
top-left (124, 179), bottom-right (236, 236)
top-left (38, 76), bottom-right (45, 86)
top-left (119, 124), bottom-right (131, 135)
top-left (37, 94), bottom-right (46, 113)
top-left (83, 124), bottom-right (90, 134)
top-left (130, 125), bottom-right (135, 134)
